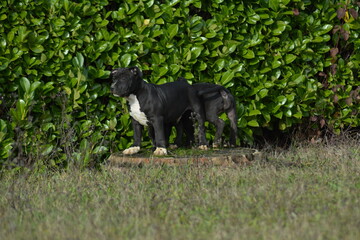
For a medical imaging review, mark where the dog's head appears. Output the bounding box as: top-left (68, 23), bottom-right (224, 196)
top-left (110, 67), bottom-right (143, 97)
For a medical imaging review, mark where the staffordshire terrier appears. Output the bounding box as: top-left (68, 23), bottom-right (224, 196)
top-left (110, 67), bottom-right (208, 155)
top-left (172, 81), bottom-right (238, 148)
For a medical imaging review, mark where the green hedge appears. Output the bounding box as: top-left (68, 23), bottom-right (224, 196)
top-left (0, 0), bottom-right (359, 168)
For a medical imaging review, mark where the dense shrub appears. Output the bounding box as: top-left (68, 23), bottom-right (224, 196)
top-left (0, 0), bottom-right (359, 168)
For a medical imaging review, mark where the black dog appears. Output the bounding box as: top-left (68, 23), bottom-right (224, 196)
top-left (110, 67), bottom-right (208, 155)
top-left (172, 82), bottom-right (237, 148)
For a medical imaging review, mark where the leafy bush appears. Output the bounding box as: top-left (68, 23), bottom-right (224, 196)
top-left (0, 0), bottom-right (359, 168)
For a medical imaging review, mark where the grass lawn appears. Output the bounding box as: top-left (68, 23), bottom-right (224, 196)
top-left (1, 142), bottom-right (360, 240)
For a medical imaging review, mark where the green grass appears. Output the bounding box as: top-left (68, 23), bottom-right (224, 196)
top-left (1, 142), bottom-right (360, 240)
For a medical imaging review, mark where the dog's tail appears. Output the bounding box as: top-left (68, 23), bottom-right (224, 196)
top-left (220, 90), bottom-right (232, 110)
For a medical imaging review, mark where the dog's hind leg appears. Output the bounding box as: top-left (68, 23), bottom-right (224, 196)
top-left (188, 90), bottom-right (208, 149)
top-left (180, 110), bottom-right (195, 147)
top-left (192, 111), bottom-right (208, 149)
top-left (227, 107), bottom-right (238, 147)
top-left (148, 126), bottom-right (156, 150)
top-left (207, 114), bottom-right (225, 148)
top-left (221, 90), bottom-right (237, 147)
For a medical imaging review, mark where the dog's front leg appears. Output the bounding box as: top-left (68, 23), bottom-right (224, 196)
top-left (152, 117), bottom-right (167, 156)
top-left (123, 118), bottom-right (142, 155)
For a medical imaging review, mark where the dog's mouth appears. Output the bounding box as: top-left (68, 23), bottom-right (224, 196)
top-left (112, 92), bottom-right (129, 98)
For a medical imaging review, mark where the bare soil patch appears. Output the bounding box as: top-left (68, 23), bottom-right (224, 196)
top-left (108, 148), bottom-right (262, 167)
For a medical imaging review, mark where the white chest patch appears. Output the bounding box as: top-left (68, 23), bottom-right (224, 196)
top-left (126, 94), bottom-right (148, 126)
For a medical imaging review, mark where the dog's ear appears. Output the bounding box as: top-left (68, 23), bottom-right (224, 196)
top-left (130, 66), bottom-right (143, 78)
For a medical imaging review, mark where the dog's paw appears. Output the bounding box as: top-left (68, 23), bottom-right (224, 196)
top-left (123, 146), bottom-right (140, 155)
top-left (198, 145), bottom-right (208, 150)
top-left (153, 147), bottom-right (167, 156)
top-left (169, 144), bottom-right (178, 150)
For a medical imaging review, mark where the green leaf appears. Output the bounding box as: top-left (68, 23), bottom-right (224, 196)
top-left (0, 140), bottom-right (12, 158)
top-left (184, 72), bottom-right (194, 79)
top-left (157, 66), bottom-right (168, 77)
top-left (191, 46), bottom-right (203, 59)
top-left (247, 13), bottom-right (261, 24)
top-left (7, 29), bottom-right (15, 43)
top-left (127, 4), bottom-right (138, 15)
top-left (258, 89), bottom-right (269, 98)
top-left (196, 61), bottom-right (207, 71)
top-left (243, 49), bottom-right (255, 59)
top-left (315, 24), bottom-right (333, 36)
top-left (277, 95), bottom-right (287, 105)
top-left (0, 37), bottom-right (6, 48)
top-left (274, 111), bottom-right (283, 119)
top-left (272, 21), bottom-right (287, 35)
top-left (238, 117), bottom-right (247, 128)
top-left (263, 112), bottom-right (271, 123)
top-left (272, 60), bottom-right (281, 69)
top-left (41, 145), bottom-right (54, 156)
top-left (144, 0), bottom-right (155, 8)
top-left (53, 18), bottom-right (65, 27)
top-left (0, 14), bottom-right (7, 21)
top-left (210, 40), bottom-right (223, 50)
top-left (20, 77), bottom-right (30, 93)
top-left (30, 81), bottom-right (41, 92)
top-left (293, 112), bottom-right (302, 119)
top-left (43, 82), bottom-right (55, 94)
top-left (285, 109), bottom-right (292, 117)
top-left (93, 146), bottom-right (108, 154)
top-left (260, 67), bottom-right (271, 74)
top-left (108, 117), bottom-right (117, 130)
top-left (341, 108), bottom-right (352, 117)
top-left (205, 31), bottom-right (217, 38)
top-left (167, 24), bottom-right (178, 40)
top-left (248, 120), bottom-right (259, 127)
top-left (169, 64), bottom-right (180, 74)
top-left (248, 109), bottom-right (261, 116)
top-left (0, 57), bottom-right (9, 71)
top-left (121, 54), bottom-right (132, 67)
top-left (269, 0), bottom-right (279, 11)
top-left (42, 123), bottom-right (55, 132)
top-left (213, 59), bottom-right (225, 72)
top-left (151, 53), bottom-right (161, 65)
top-left (221, 71), bottom-right (235, 85)
top-left (76, 52), bottom-right (84, 68)
top-left (96, 42), bottom-right (109, 53)
top-left (63, 0), bottom-right (70, 11)
top-left (16, 99), bottom-right (26, 121)
top-left (0, 119), bottom-right (7, 142)
top-left (279, 121), bottom-right (286, 130)
top-left (285, 54), bottom-right (297, 64)
top-left (31, 18), bottom-right (42, 25)
top-left (30, 44), bottom-right (44, 53)
top-left (289, 74), bottom-right (305, 86)
top-left (16, 26), bottom-right (28, 44)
